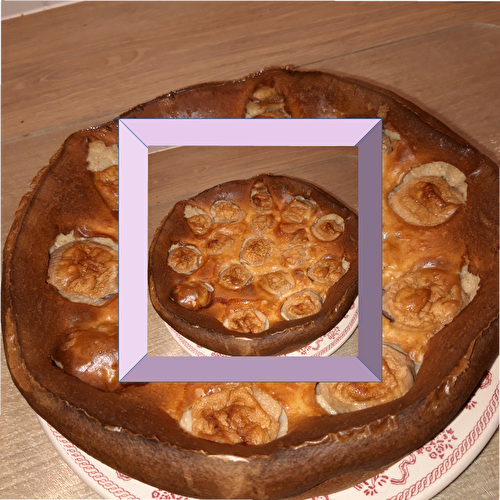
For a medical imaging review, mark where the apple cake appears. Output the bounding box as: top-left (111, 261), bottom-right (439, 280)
top-left (149, 173), bottom-right (358, 356)
top-left (2, 67), bottom-right (498, 500)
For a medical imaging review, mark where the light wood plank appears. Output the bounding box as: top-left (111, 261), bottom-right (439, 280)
top-left (304, 23), bottom-right (500, 161)
top-left (3, 2), bottom-right (500, 140)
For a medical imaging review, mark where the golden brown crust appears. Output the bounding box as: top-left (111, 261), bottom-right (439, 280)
top-left (2, 67), bottom-right (499, 500)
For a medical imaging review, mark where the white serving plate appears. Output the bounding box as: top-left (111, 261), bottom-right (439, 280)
top-left (37, 355), bottom-right (498, 500)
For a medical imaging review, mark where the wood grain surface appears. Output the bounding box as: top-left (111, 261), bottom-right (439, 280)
top-left (1, 2), bottom-right (499, 499)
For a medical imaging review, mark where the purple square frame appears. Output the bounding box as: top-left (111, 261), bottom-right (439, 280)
top-left (118, 119), bottom-right (382, 382)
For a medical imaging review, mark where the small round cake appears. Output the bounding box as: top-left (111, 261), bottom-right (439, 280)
top-left (149, 174), bottom-right (358, 356)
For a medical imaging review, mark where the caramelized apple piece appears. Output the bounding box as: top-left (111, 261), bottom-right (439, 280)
top-left (250, 213), bottom-right (275, 235)
top-left (388, 162), bottom-right (467, 226)
top-left (383, 268), bottom-right (468, 330)
top-left (316, 345), bottom-right (415, 413)
top-left (223, 308), bottom-right (269, 334)
top-left (53, 323), bottom-right (121, 392)
top-left (47, 240), bottom-right (118, 304)
top-left (94, 164), bottom-right (118, 210)
top-left (281, 290), bottom-right (323, 320)
top-left (260, 271), bottom-right (295, 296)
top-left (205, 232), bottom-right (235, 255)
top-left (250, 181), bottom-right (274, 212)
top-left (240, 237), bottom-right (274, 266)
top-left (307, 257), bottom-right (349, 286)
top-left (219, 264), bottom-right (253, 290)
top-left (171, 282), bottom-right (213, 310)
top-left (167, 244), bottom-right (202, 275)
top-left (211, 200), bottom-right (245, 223)
top-left (282, 196), bottom-right (316, 223)
top-left (245, 87), bottom-right (291, 119)
top-left (311, 214), bottom-right (345, 242)
top-left (179, 386), bottom-right (286, 445)
top-left (184, 205), bottom-right (212, 235)
top-left (279, 245), bottom-right (307, 268)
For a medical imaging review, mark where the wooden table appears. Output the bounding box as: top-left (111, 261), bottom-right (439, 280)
top-left (2, 2), bottom-right (499, 499)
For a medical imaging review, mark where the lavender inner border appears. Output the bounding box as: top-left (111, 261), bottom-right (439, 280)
top-left (118, 119), bottom-right (382, 382)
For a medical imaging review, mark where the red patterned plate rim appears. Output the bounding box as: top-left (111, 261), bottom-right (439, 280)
top-left (36, 356), bottom-right (498, 500)
top-left (167, 297), bottom-right (359, 357)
